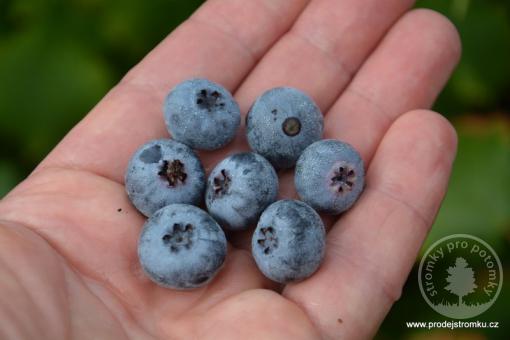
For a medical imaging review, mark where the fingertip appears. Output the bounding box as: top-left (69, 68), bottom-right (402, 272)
top-left (402, 8), bottom-right (462, 66)
top-left (392, 109), bottom-right (458, 159)
top-left (367, 109), bottom-right (458, 225)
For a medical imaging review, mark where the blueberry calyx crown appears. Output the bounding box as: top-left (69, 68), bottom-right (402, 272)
top-left (213, 169), bottom-right (231, 197)
top-left (257, 226), bottom-right (278, 254)
top-left (158, 159), bottom-right (187, 187)
top-left (196, 89), bottom-right (225, 112)
top-left (282, 117), bottom-right (301, 136)
top-left (330, 165), bottom-right (356, 194)
top-left (162, 223), bottom-right (194, 253)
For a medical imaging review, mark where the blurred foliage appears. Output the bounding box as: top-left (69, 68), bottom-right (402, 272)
top-left (417, 0), bottom-right (510, 115)
top-left (0, 0), bottom-right (204, 196)
top-left (425, 116), bottom-right (510, 253)
top-left (0, 0), bottom-right (509, 338)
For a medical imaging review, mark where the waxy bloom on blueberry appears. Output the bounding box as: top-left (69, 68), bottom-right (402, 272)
top-left (251, 200), bottom-right (326, 283)
top-left (138, 204), bottom-right (227, 290)
top-left (125, 139), bottom-right (205, 216)
top-left (295, 139), bottom-right (365, 214)
top-left (206, 152), bottom-right (278, 231)
top-left (164, 78), bottom-right (241, 150)
top-left (246, 87), bottom-right (323, 169)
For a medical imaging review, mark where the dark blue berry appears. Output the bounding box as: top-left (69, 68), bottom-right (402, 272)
top-left (251, 200), bottom-right (326, 283)
top-left (246, 87), bottom-right (323, 169)
top-left (164, 79), bottom-right (240, 150)
top-left (138, 204), bottom-right (227, 289)
top-left (205, 152), bottom-right (278, 231)
top-left (295, 139), bottom-right (365, 214)
top-left (125, 139), bottom-right (205, 216)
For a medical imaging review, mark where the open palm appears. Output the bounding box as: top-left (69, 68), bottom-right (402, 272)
top-left (0, 0), bottom-right (461, 339)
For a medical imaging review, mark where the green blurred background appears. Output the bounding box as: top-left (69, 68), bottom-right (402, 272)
top-left (0, 0), bottom-right (508, 338)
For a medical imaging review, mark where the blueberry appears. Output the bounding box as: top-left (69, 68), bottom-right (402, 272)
top-left (138, 204), bottom-right (227, 289)
top-left (295, 139), bottom-right (365, 214)
top-left (251, 200), bottom-right (326, 283)
top-left (125, 139), bottom-right (205, 216)
top-left (164, 78), bottom-right (241, 150)
top-left (205, 152), bottom-right (278, 231)
top-left (246, 87), bottom-right (323, 169)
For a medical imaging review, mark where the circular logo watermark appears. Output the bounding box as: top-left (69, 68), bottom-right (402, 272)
top-left (418, 234), bottom-right (503, 319)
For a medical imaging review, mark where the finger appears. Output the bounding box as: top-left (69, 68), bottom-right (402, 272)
top-left (242, 9), bottom-right (460, 231)
top-left (234, 0), bottom-right (415, 114)
top-left (39, 0), bottom-right (310, 182)
top-left (227, 0), bottom-right (416, 248)
top-left (284, 110), bottom-right (458, 339)
top-left (225, 7), bottom-right (461, 251)
top-left (324, 9), bottom-right (461, 163)
top-left (233, 7), bottom-right (447, 195)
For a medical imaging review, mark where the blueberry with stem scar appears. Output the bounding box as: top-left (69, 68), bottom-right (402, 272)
top-left (246, 87), bottom-right (323, 169)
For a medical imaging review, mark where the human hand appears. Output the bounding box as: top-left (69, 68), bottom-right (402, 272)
top-left (0, 0), bottom-right (461, 339)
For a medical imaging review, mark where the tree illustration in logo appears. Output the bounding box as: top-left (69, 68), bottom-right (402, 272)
top-left (444, 257), bottom-right (477, 306)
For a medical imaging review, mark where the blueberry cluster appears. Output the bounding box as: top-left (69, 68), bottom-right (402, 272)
top-left (126, 78), bottom-right (365, 289)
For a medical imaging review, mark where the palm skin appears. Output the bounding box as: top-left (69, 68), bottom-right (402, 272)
top-left (0, 0), bottom-right (461, 339)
